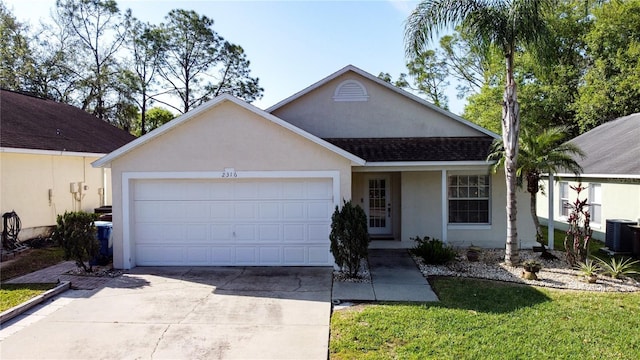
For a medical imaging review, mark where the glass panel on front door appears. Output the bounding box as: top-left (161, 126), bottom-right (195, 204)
top-left (368, 178), bottom-right (389, 232)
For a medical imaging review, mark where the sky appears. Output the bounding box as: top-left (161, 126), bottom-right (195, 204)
top-left (3, 0), bottom-right (465, 115)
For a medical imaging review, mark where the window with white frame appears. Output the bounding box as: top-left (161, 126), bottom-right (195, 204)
top-left (589, 183), bottom-right (602, 225)
top-left (559, 182), bottom-right (570, 217)
top-left (448, 175), bottom-right (490, 224)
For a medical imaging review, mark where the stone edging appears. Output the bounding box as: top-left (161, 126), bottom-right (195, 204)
top-left (0, 281), bottom-right (71, 324)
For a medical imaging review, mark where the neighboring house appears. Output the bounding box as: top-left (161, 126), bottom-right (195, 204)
top-left (537, 113), bottom-right (640, 242)
top-left (0, 89), bottom-right (136, 240)
top-left (93, 65), bottom-right (535, 269)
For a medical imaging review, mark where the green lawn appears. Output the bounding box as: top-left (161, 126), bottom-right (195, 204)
top-left (330, 277), bottom-right (640, 359)
top-left (0, 246), bottom-right (66, 282)
top-left (0, 283), bottom-right (58, 312)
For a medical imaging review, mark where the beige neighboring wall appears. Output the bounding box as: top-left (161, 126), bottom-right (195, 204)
top-left (0, 151), bottom-right (110, 239)
top-left (107, 101), bottom-right (353, 269)
top-left (271, 73), bottom-right (486, 138)
top-left (537, 178), bottom-right (640, 241)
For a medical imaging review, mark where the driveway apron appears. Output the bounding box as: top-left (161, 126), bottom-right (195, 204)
top-left (0, 267), bottom-right (332, 360)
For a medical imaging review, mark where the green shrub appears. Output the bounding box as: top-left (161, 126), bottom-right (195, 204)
top-left (410, 236), bottom-right (457, 265)
top-left (52, 211), bottom-right (99, 272)
top-left (596, 256), bottom-right (639, 279)
top-left (330, 200), bottom-right (370, 277)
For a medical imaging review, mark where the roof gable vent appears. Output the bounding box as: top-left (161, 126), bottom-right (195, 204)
top-left (333, 80), bottom-right (369, 102)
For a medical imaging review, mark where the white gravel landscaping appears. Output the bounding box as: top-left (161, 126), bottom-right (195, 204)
top-left (413, 248), bottom-right (640, 292)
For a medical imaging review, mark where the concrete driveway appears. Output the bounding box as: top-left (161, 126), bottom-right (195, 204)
top-left (0, 267), bottom-right (333, 359)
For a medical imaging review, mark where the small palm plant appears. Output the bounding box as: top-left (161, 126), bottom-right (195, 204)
top-left (575, 258), bottom-right (600, 283)
top-left (595, 257), bottom-right (640, 279)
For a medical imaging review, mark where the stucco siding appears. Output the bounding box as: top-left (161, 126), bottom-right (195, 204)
top-left (271, 73), bottom-right (486, 138)
top-left (399, 170), bottom-right (535, 249)
top-left (538, 178), bottom-right (640, 241)
top-left (0, 152), bottom-right (109, 239)
top-left (108, 101), bottom-right (353, 268)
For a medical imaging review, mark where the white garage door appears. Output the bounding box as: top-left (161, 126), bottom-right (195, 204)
top-left (133, 178), bottom-right (334, 266)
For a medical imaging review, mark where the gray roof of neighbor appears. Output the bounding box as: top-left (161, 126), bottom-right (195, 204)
top-left (323, 137), bottom-right (494, 162)
top-left (568, 113), bottom-right (640, 176)
top-left (0, 89), bottom-right (136, 153)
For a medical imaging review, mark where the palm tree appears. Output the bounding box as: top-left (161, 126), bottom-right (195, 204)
top-left (405, 0), bottom-right (554, 265)
top-left (488, 125), bottom-right (585, 244)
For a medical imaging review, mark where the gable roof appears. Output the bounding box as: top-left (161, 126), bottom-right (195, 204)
top-left (0, 89), bottom-right (136, 154)
top-left (93, 94), bottom-right (365, 168)
top-left (324, 137), bottom-right (494, 162)
top-left (566, 113), bottom-right (640, 177)
top-left (267, 65), bottom-right (500, 140)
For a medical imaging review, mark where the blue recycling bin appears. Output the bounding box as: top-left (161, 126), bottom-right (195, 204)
top-left (94, 221), bottom-right (113, 257)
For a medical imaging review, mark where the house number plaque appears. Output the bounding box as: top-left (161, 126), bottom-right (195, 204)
top-left (221, 168), bottom-right (238, 178)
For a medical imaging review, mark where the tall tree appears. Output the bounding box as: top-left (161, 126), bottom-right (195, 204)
top-left (157, 9), bottom-right (262, 113)
top-left (27, 16), bottom-right (82, 102)
top-left (574, 0), bottom-right (640, 132)
top-left (124, 19), bottom-right (167, 135)
top-left (133, 107), bottom-right (175, 136)
top-left (54, 0), bottom-right (131, 121)
top-left (0, 2), bottom-right (34, 91)
top-left (406, 0), bottom-right (554, 265)
top-left (379, 50), bottom-right (450, 109)
top-left (488, 125), bottom-right (584, 243)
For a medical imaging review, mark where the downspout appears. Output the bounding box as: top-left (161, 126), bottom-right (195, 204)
top-left (441, 169), bottom-right (448, 244)
top-left (102, 167), bottom-right (108, 207)
top-left (548, 173), bottom-right (555, 250)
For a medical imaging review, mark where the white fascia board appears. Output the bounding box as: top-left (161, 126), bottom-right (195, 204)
top-left (266, 65), bottom-right (500, 140)
top-left (353, 160), bottom-right (494, 172)
top-left (544, 173), bottom-right (640, 180)
top-left (1, 147), bottom-right (105, 158)
top-left (92, 94), bottom-right (365, 168)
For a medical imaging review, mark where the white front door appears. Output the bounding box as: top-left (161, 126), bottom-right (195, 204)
top-left (365, 175), bottom-right (391, 235)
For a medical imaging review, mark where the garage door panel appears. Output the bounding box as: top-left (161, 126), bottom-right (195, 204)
top-left (283, 202), bottom-right (305, 220)
top-left (234, 203), bottom-right (256, 220)
top-left (185, 203), bottom-right (210, 221)
top-left (234, 224), bottom-right (256, 241)
top-left (133, 178), bottom-right (333, 266)
top-left (283, 224), bottom-right (305, 242)
top-left (258, 225), bottom-right (280, 241)
top-left (258, 182), bottom-right (283, 199)
top-left (234, 182), bottom-right (259, 199)
top-left (283, 247), bottom-right (306, 264)
top-left (308, 224), bottom-right (330, 242)
top-left (212, 247), bottom-right (234, 264)
top-left (308, 247), bottom-right (331, 264)
top-left (308, 202), bottom-right (331, 219)
top-left (137, 245), bottom-right (186, 265)
top-left (235, 247), bottom-right (258, 264)
top-left (210, 203), bottom-right (233, 220)
top-left (186, 247), bottom-right (210, 264)
top-left (307, 180), bottom-right (333, 198)
top-left (258, 203), bottom-right (281, 219)
top-left (210, 224), bottom-right (232, 240)
top-left (259, 247), bottom-right (281, 264)
top-left (186, 224), bottom-right (209, 242)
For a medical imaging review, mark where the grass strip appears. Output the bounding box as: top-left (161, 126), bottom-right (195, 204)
top-left (330, 277), bottom-right (640, 359)
top-left (0, 283), bottom-right (58, 312)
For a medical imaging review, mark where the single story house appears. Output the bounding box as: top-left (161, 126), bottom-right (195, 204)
top-left (537, 113), bottom-right (640, 243)
top-left (94, 65), bottom-right (535, 269)
top-left (0, 89), bottom-right (136, 240)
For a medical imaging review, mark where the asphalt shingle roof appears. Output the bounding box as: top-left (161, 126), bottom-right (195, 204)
top-left (323, 137), bottom-right (494, 162)
top-left (0, 89), bottom-right (136, 153)
top-left (568, 113), bottom-right (640, 175)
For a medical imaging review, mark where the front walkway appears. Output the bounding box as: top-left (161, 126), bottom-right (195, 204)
top-left (332, 249), bottom-right (439, 302)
